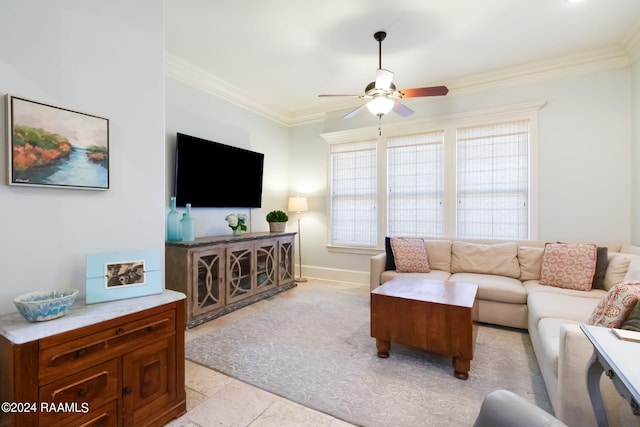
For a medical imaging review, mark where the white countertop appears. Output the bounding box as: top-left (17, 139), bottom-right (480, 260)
top-left (0, 290), bottom-right (186, 344)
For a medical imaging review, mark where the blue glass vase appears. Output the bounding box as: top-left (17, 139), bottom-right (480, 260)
top-left (166, 196), bottom-right (181, 242)
top-left (180, 203), bottom-right (195, 242)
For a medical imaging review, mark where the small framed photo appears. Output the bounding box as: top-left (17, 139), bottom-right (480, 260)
top-left (86, 250), bottom-right (162, 304)
top-left (6, 95), bottom-right (109, 190)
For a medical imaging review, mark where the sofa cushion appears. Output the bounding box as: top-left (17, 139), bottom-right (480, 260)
top-left (536, 317), bottom-right (583, 379)
top-left (620, 244), bottom-right (640, 256)
top-left (380, 270), bottom-right (452, 285)
top-left (539, 243), bottom-right (597, 291)
top-left (523, 281), bottom-right (606, 300)
top-left (587, 281), bottom-right (640, 328)
top-left (604, 253), bottom-right (639, 290)
top-left (390, 237), bottom-right (430, 273)
top-left (527, 291), bottom-right (601, 325)
top-left (591, 247), bottom-right (609, 290)
top-left (623, 257), bottom-right (640, 282)
top-left (424, 240), bottom-right (452, 272)
top-left (449, 272), bottom-right (526, 304)
top-left (622, 302), bottom-right (640, 332)
top-left (518, 246), bottom-right (544, 281)
top-left (450, 242), bottom-right (520, 279)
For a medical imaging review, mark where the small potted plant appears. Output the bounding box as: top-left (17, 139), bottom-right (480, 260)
top-left (266, 210), bottom-right (288, 232)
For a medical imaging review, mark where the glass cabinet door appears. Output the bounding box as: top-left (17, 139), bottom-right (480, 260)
top-left (226, 243), bottom-right (254, 303)
top-left (256, 240), bottom-right (277, 291)
top-left (279, 235), bottom-right (295, 285)
top-left (191, 248), bottom-right (224, 317)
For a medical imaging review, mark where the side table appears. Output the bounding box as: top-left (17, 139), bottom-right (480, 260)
top-left (580, 324), bottom-right (640, 427)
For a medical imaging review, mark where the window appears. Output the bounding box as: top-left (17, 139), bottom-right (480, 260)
top-left (323, 101), bottom-right (541, 249)
top-left (329, 140), bottom-right (377, 247)
top-left (456, 120), bottom-right (529, 239)
top-left (387, 131), bottom-right (445, 237)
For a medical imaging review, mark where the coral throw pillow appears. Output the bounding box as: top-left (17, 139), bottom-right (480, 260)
top-left (539, 243), bottom-right (597, 291)
top-left (390, 237), bottom-right (430, 273)
top-left (587, 281), bottom-right (640, 328)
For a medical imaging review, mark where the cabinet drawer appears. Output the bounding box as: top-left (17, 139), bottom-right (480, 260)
top-left (48, 400), bottom-right (118, 427)
top-left (39, 310), bottom-right (175, 384)
top-left (39, 359), bottom-right (118, 426)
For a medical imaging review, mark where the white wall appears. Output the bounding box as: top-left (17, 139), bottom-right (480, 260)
top-left (2, 4), bottom-right (633, 309)
top-left (164, 78), bottom-right (290, 236)
top-left (632, 56), bottom-right (640, 245)
top-left (0, 1), bottom-right (165, 314)
top-left (289, 67), bottom-right (634, 282)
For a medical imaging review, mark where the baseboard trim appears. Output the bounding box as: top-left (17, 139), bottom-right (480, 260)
top-left (298, 265), bottom-right (369, 286)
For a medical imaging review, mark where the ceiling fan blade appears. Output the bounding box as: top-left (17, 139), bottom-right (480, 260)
top-left (400, 86), bottom-right (449, 98)
top-left (392, 101), bottom-right (414, 118)
top-left (375, 69), bottom-right (393, 90)
top-left (318, 94), bottom-right (362, 98)
top-left (343, 103), bottom-right (369, 119)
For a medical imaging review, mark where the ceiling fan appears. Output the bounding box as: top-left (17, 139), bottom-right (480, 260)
top-left (319, 31), bottom-right (448, 119)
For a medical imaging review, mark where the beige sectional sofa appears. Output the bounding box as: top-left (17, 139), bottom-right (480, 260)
top-left (370, 237), bottom-right (640, 427)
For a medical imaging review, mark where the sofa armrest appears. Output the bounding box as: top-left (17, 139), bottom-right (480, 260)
top-left (473, 389), bottom-right (567, 427)
top-left (556, 324), bottom-right (597, 425)
top-left (556, 324), bottom-right (638, 427)
top-left (370, 252), bottom-right (387, 291)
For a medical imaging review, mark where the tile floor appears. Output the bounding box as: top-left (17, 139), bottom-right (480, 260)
top-left (165, 280), bottom-right (358, 427)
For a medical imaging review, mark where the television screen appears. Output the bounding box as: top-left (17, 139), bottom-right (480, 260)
top-left (174, 133), bottom-right (264, 208)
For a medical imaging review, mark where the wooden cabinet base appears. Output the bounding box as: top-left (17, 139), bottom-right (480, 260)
top-left (0, 295), bottom-right (186, 427)
top-left (166, 232), bottom-right (297, 328)
top-left (187, 281), bottom-right (297, 328)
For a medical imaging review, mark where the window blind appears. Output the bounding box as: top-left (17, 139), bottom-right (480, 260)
top-left (387, 131), bottom-right (445, 237)
top-left (330, 141), bottom-right (377, 247)
top-left (456, 120), bottom-right (529, 239)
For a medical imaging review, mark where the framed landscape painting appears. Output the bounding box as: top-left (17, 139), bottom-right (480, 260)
top-left (6, 95), bottom-right (109, 190)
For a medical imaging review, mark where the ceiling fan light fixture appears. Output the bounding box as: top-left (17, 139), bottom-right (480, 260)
top-left (367, 95), bottom-right (394, 117)
top-left (318, 31), bottom-right (448, 120)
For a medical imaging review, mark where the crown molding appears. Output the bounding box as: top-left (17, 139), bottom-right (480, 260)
top-left (444, 47), bottom-right (630, 97)
top-left (164, 53), bottom-right (291, 126)
top-left (166, 46), bottom-right (633, 127)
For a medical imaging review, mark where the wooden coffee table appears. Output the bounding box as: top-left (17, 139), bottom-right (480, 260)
top-left (370, 277), bottom-right (479, 379)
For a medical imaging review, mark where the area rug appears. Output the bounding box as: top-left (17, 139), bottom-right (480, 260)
top-left (185, 284), bottom-right (552, 427)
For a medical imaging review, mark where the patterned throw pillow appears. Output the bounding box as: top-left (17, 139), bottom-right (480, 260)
top-left (539, 243), bottom-right (597, 291)
top-left (587, 281), bottom-right (640, 328)
top-left (390, 237), bottom-right (430, 273)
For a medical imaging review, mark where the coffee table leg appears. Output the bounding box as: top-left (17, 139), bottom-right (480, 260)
top-left (376, 338), bottom-right (390, 358)
top-left (453, 356), bottom-right (470, 380)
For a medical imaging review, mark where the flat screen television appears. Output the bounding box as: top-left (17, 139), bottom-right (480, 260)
top-left (174, 133), bottom-right (264, 208)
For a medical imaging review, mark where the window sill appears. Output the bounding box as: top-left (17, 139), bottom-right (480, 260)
top-left (325, 245), bottom-right (382, 256)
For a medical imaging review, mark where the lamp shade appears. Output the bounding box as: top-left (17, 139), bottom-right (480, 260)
top-left (367, 95), bottom-right (394, 116)
top-left (288, 196), bottom-right (308, 213)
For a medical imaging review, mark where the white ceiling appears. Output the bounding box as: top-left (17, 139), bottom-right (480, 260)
top-left (164, 0), bottom-right (640, 125)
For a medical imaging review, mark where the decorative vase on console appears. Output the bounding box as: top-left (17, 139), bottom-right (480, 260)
top-left (225, 213), bottom-right (247, 236)
top-left (180, 203), bottom-right (195, 242)
top-left (166, 196), bottom-right (181, 242)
